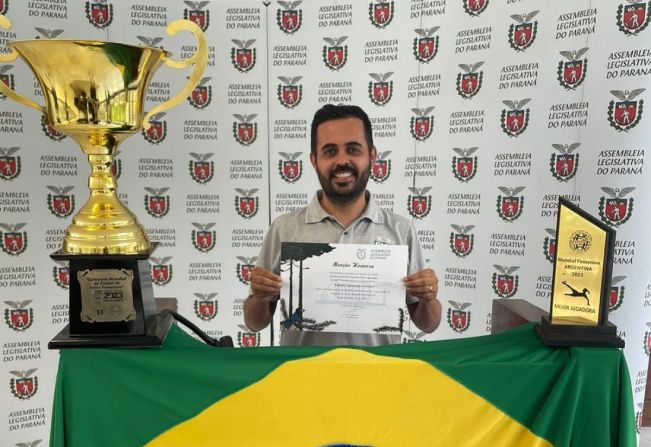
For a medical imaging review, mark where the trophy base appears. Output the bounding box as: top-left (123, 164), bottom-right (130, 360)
top-left (535, 316), bottom-right (625, 348)
top-left (48, 312), bottom-right (173, 349)
top-left (49, 250), bottom-right (170, 349)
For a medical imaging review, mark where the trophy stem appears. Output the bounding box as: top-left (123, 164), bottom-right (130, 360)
top-left (62, 134), bottom-right (150, 255)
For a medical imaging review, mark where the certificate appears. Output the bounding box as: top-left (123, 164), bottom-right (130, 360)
top-left (279, 242), bottom-right (408, 334)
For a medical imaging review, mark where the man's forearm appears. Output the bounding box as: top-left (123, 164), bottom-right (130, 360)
top-left (408, 298), bottom-right (442, 333)
top-left (243, 295), bottom-right (276, 332)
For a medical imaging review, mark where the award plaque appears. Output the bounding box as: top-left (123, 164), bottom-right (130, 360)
top-left (535, 198), bottom-right (624, 348)
top-left (0, 15), bottom-right (208, 348)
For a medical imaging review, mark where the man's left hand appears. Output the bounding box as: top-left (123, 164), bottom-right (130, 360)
top-left (403, 268), bottom-right (439, 302)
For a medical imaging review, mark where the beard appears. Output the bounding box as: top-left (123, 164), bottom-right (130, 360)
top-left (316, 160), bottom-right (372, 205)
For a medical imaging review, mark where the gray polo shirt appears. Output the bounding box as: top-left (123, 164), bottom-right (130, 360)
top-left (255, 190), bottom-right (426, 346)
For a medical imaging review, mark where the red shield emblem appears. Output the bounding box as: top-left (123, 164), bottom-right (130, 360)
top-left (0, 155), bottom-right (19, 180)
top-left (511, 22), bottom-right (535, 50)
top-left (645, 331), bottom-right (651, 355)
top-left (191, 161), bottom-right (214, 184)
top-left (143, 120), bottom-right (166, 144)
top-left (543, 237), bottom-right (556, 263)
top-left (450, 310), bottom-right (469, 331)
top-left (9, 309), bottom-right (30, 330)
top-left (280, 85), bottom-right (301, 108)
top-left (41, 116), bottom-right (66, 141)
top-left (371, 160), bottom-right (390, 182)
top-left (614, 101), bottom-right (638, 127)
top-left (53, 265), bottom-right (69, 289)
top-left (562, 60), bottom-right (584, 87)
top-left (278, 9), bottom-right (301, 33)
top-left (187, 10), bottom-right (209, 31)
top-left (0, 73), bottom-right (13, 99)
top-left (237, 196), bottom-right (258, 218)
top-left (452, 234), bottom-right (472, 257)
top-left (325, 46), bottom-right (346, 69)
top-left (411, 116), bottom-right (433, 141)
top-left (85, 1), bottom-right (113, 28)
top-left (0, 0), bottom-right (7, 15)
top-left (416, 37), bottom-right (436, 62)
top-left (2, 231), bottom-right (26, 255)
top-left (189, 85), bottom-right (211, 109)
top-left (239, 332), bottom-right (259, 347)
top-left (193, 230), bottom-right (215, 252)
top-left (234, 49), bottom-right (254, 72)
top-left (13, 377), bottom-right (36, 398)
top-left (370, 81), bottom-right (392, 106)
top-left (370, 1), bottom-right (393, 27)
top-left (464, 0), bottom-right (488, 15)
top-left (459, 73), bottom-right (480, 98)
top-left (146, 195), bottom-right (169, 218)
top-left (506, 110), bottom-right (525, 134)
top-left (500, 196), bottom-right (522, 220)
top-left (151, 264), bottom-right (171, 286)
top-left (620, 3), bottom-right (649, 34)
top-left (237, 263), bottom-right (254, 284)
top-left (49, 194), bottom-right (74, 218)
top-left (552, 153), bottom-right (577, 181)
top-left (235, 123), bottom-right (256, 145)
top-left (195, 300), bottom-right (217, 320)
top-left (280, 160), bottom-right (301, 182)
top-left (111, 159), bottom-right (121, 179)
top-left (605, 198), bottom-right (628, 223)
top-left (495, 274), bottom-right (517, 298)
top-left (408, 195), bottom-right (430, 218)
top-left (454, 157), bottom-right (476, 181)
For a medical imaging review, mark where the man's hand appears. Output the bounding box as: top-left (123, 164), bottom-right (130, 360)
top-left (250, 266), bottom-right (283, 303)
top-left (403, 268), bottom-right (438, 302)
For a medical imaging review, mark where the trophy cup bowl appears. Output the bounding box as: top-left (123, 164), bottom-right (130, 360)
top-left (0, 15), bottom-right (208, 255)
top-left (0, 15), bottom-right (208, 347)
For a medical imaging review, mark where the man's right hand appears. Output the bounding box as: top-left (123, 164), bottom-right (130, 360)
top-left (249, 267), bottom-right (283, 302)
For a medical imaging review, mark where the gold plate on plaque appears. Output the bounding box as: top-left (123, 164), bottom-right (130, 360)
top-left (78, 269), bottom-right (136, 323)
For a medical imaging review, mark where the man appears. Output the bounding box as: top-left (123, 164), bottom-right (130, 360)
top-left (243, 104), bottom-right (441, 345)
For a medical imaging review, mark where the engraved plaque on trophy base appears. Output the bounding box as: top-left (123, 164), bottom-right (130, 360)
top-left (48, 251), bottom-right (173, 349)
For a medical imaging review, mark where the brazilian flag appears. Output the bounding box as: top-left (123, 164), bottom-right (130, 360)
top-left (51, 323), bottom-right (635, 446)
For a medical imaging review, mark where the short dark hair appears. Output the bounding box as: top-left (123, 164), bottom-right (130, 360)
top-left (310, 104), bottom-right (374, 155)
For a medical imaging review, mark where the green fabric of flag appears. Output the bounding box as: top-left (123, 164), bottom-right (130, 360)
top-left (50, 323), bottom-right (635, 447)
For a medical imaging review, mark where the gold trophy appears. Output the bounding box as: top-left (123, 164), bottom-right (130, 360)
top-left (0, 15), bottom-right (208, 347)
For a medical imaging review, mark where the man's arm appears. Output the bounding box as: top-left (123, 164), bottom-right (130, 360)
top-left (243, 267), bottom-right (283, 332)
top-left (404, 268), bottom-right (441, 333)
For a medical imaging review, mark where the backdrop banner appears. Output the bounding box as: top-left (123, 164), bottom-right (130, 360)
top-left (1, 0), bottom-right (650, 443)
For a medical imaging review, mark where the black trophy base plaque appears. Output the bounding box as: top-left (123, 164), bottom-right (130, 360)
top-left (49, 250), bottom-right (173, 349)
top-left (535, 316), bottom-right (625, 348)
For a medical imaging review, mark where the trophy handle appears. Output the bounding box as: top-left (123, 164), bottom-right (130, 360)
top-left (0, 15), bottom-right (46, 114)
top-left (142, 19), bottom-right (208, 130)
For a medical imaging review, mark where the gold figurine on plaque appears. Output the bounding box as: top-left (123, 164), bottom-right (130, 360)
top-left (535, 198), bottom-right (623, 348)
top-left (0, 15), bottom-right (208, 347)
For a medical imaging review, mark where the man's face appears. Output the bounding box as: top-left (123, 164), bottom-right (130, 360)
top-left (311, 117), bottom-right (376, 205)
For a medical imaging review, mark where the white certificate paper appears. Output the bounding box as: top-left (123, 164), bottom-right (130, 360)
top-left (279, 242), bottom-right (408, 334)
